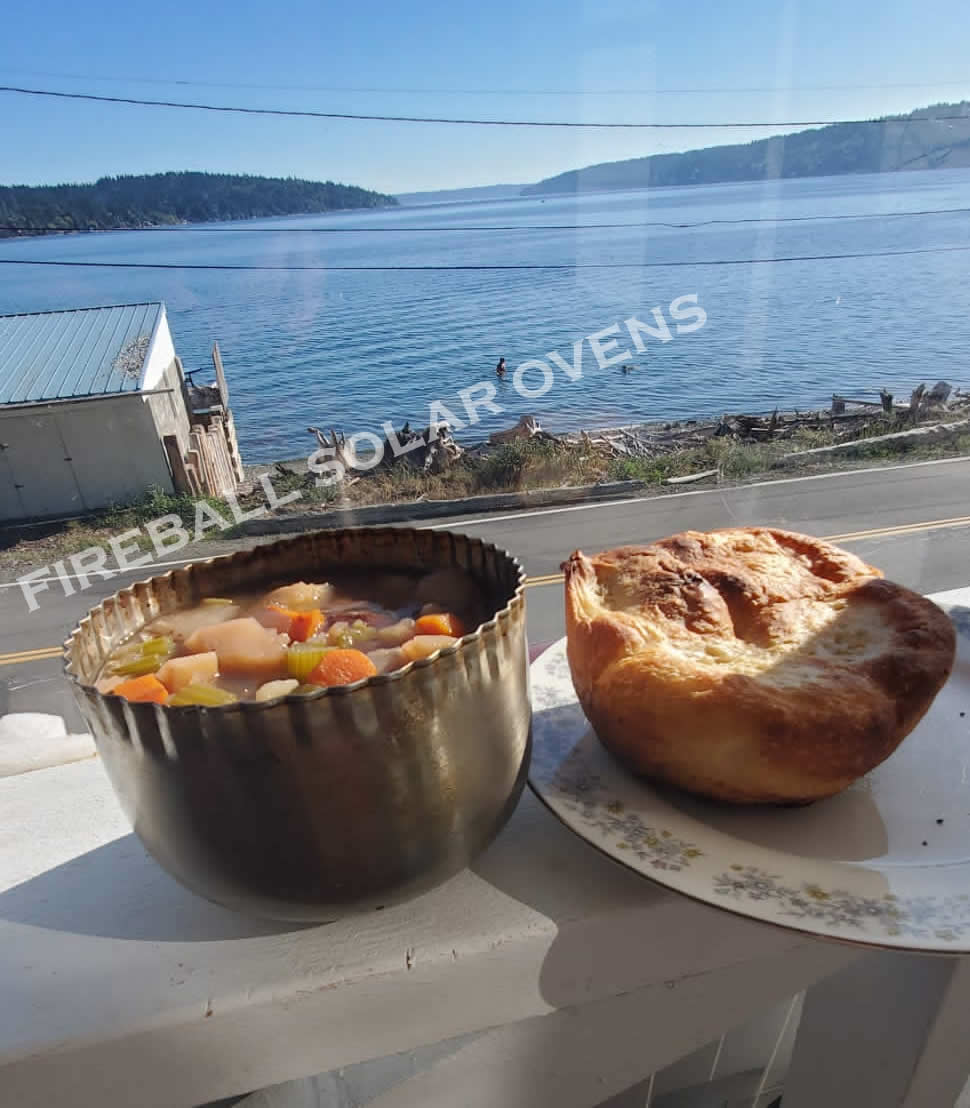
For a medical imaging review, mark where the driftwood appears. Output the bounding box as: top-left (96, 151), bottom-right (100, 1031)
top-left (557, 383), bottom-right (966, 464)
top-left (563, 380), bottom-right (964, 466)
top-left (307, 421), bottom-right (465, 478)
top-left (379, 421), bottom-right (464, 474)
top-left (574, 425), bottom-right (660, 458)
top-left (666, 468), bottom-right (719, 485)
top-left (834, 394), bottom-right (884, 409)
top-left (488, 415), bottom-right (544, 445)
top-left (421, 422), bottom-right (464, 473)
top-left (303, 381), bottom-right (967, 487)
top-left (308, 426), bottom-right (357, 480)
top-left (910, 384), bottom-right (927, 418)
top-left (927, 380), bottom-right (952, 406)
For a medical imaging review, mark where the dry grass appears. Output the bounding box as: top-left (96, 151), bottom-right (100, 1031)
top-left (3, 424), bottom-right (969, 576)
top-left (344, 439), bottom-right (612, 505)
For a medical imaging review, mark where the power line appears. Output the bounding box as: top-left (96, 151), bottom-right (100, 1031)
top-left (2, 85), bottom-right (969, 129)
top-left (4, 68), bottom-right (970, 96)
top-left (1, 244), bottom-right (968, 271)
top-left (3, 205), bottom-right (970, 236)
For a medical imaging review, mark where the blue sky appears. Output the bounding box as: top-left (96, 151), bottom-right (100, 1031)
top-left (1, 0), bottom-right (969, 193)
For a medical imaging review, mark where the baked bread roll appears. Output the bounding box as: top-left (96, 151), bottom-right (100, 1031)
top-left (564, 528), bottom-right (955, 804)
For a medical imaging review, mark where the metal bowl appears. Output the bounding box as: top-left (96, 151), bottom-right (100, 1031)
top-left (64, 527), bottom-right (530, 921)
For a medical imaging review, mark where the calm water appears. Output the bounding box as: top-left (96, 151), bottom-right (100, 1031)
top-left (1, 170), bottom-right (969, 462)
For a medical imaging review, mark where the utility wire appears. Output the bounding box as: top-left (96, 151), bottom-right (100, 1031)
top-left (2, 85), bottom-right (969, 128)
top-left (4, 69), bottom-right (970, 96)
top-left (1, 244), bottom-right (968, 272)
top-left (3, 206), bottom-right (970, 236)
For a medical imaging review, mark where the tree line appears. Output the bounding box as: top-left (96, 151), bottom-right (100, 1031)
top-left (524, 101), bottom-right (970, 195)
top-left (0, 171), bottom-right (398, 236)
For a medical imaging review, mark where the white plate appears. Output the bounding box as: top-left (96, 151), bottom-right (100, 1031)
top-left (529, 598), bottom-right (970, 952)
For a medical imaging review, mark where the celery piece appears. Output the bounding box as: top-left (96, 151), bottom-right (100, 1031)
top-left (287, 643), bottom-right (333, 681)
top-left (328, 623), bottom-right (354, 648)
top-left (168, 683), bottom-right (238, 707)
top-left (349, 620), bottom-right (377, 645)
top-left (112, 655), bottom-right (162, 677)
top-left (201, 597), bottom-right (235, 606)
top-left (140, 636), bottom-right (174, 656)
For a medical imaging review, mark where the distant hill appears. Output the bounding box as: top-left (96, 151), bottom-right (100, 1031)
top-left (0, 171), bottom-right (398, 237)
top-left (523, 101), bottom-right (970, 196)
top-left (396, 184), bottom-right (530, 206)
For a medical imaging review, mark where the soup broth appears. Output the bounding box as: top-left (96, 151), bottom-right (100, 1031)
top-left (96, 567), bottom-right (482, 705)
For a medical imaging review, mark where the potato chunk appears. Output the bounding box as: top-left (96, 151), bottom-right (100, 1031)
top-left (376, 617), bottom-right (416, 647)
top-left (252, 605), bottom-right (295, 633)
top-left (367, 647), bottom-right (408, 674)
top-left (262, 582), bottom-right (332, 611)
top-left (150, 604), bottom-right (242, 642)
top-left (185, 618), bottom-right (288, 679)
top-left (400, 634), bottom-right (458, 661)
top-left (253, 678), bottom-right (300, 702)
top-left (157, 651), bottom-right (219, 693)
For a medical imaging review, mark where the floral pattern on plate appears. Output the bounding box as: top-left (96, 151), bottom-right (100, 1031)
top-left (713, 865), bottom-right (970, 942)
top-left (528, 599), bottom-right (970, 951)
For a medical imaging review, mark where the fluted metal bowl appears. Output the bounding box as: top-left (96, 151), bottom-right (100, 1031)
top-left (64, 527), bottom-right (530, 921)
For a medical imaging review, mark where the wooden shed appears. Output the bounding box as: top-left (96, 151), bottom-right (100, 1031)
top-left (0, 302), bottom-right (243, 522)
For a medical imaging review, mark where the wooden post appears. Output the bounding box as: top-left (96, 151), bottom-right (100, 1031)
top-left (223, 409), bottom-right (245, 484)
top-left (189, 428), bottom-right (217, 495)
top-left (184, 451), bottom-right (203, 496)
top-left (162, 435), bottom-right (192, 495)
top-left (212, 342), bottom-right (229, 406)
top-left (207, 424), bottom-right (234, 497)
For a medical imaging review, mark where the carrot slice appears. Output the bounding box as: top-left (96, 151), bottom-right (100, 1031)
top-left (414, 612), bottom-right (466, 638)
top-left (307, 648), bottom-right (377, 687)
top-left (288, 608), bottom-right (325, 642)
top-left (112, 673), bottom-right (169, 704)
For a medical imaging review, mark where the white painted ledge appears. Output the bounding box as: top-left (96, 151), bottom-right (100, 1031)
top-left (7, 586), bottom-right (969, 1106)
top-left (0, 757), bottom-right (853, 1108)
top-left (0, 712), bottom-right (96, 778)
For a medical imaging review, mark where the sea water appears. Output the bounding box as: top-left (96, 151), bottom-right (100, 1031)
top-left (1, 168), bottom-right (968, 462)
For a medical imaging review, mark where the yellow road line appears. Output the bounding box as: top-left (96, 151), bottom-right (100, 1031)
top-left (525, 572), bottom-right (564, 588)
top-left (522, 514), bottom-right (970, 594)
top-left (5, 511), bottom-right (970, 667)
top-left (826, 514), bottom-right (970, 543)
top-left (0, 646), bottom-right (63, 667)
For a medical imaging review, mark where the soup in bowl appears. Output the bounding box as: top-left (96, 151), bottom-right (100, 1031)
top-left (64, 527), bottom-right (530, 921)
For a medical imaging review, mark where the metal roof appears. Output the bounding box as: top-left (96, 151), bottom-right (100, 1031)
top-left (0, 302), bottom-right (164, 406)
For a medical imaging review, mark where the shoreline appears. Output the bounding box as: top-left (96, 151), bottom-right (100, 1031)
top-left (2, 388), bottom-right (968, 577)
top-left (236, 387), bottom-right (970, 521)
top-left (244, 388), bottom-right (969, 484)
top-left (0, 200), bottom-right (401, 241)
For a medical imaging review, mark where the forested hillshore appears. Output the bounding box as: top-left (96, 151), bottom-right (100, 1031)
top-left (0, 171), bottom-right (398, 237)
top-left (523, 101), bottom-right (970, 195)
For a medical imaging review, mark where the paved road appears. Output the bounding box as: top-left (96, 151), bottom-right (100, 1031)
top-left (2, 456), bottom-right (968, 727)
